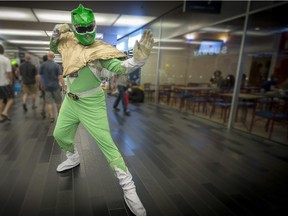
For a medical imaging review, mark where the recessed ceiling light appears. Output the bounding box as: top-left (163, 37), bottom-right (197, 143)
top-left (0, 7), bottom-right (37, 21)
top-left (45, 31), bottom-right (53, 37)
top-left (0, 29), bottom-right (46, 36)
top-left (23, 46), bottom-right (50, 50)
top-left (94, 13), bottom-right (120, 26)
top-left (5, 49), bottom-right (19, 52)
top-left (153, 21), bottom-right (181, 28)
top-left (114, 15), bottom-right (155, 26)
top-left (154, 38), bottom-right (184, 43)
top-left (201, 27), bottom-right (231, 33)
top-left (152, 46), bottom-right (184, 50)
top-left (7, 40), bottom-right (50, 45)
top-left (28, 50), bottom-right (50, 54)
top-left (33, 9), bottom-right (71, 23)
top-left (185, 33), bottom-right (196, 40)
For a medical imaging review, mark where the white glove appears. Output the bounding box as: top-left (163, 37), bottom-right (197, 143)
top-left (50, 24), bottom-right (71, 53)
top-left (52, 23), bottom-right (71, 38)
top-left (133, 29), bottom-right (154, 62)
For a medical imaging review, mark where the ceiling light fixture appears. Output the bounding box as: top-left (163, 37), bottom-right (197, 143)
top-left (33, 9), bottom-right (71, 23)
top-left (7, 40), bottom-right (50, 45)
top-left (201, 27), bottom-right (231, 33)
top-left (0, 7), bottom-right (37, 21)
top-left (152, 46), bottom-right (184, 50)
top-left (0, 29), bottom-right (46, 36)
top-left (28, 50), bottom-right (50, 53)
top-left (114, 15), bottom-right (155, 26)
top-left (22, 46), bottom-right (50, 50)
top-left (94, 13), bottom-right (120, 26)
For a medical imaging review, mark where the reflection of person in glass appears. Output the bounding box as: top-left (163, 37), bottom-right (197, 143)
top-left (261, 74), bottom-right (277, 92)
top-left (210, 70), bottom-right (224, 87)
top-left (50, 4), bottom-right (153, 216)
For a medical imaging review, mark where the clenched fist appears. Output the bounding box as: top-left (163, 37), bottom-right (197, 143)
top-left (52, 23), bottom-right (71, 38)
top-left (133, 29), bottom-right (154, 62)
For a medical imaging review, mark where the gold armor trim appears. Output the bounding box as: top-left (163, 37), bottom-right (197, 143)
top-left (58, 32), bottom-right (127, 76)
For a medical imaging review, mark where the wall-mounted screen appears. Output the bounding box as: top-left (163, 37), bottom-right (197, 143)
top-left (198, 40), bottom-right (223, 55)
top-left (193, 40), bottom-right (224, 56)
top-left (184, 1), bottom-right (222, 14)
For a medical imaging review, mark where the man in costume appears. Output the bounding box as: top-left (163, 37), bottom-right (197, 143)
top-left (50, 4), bottom-right (153, 216)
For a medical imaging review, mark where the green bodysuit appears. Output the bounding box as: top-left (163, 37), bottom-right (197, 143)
top-left (54, 66), bottom-right (127, 172)
top-left (50, 5), bottom-right (152, 215)
top-left (52, 33), bottom-right (144, 173)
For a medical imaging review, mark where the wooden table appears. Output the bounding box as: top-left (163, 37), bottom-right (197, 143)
top-left (175, 86), bottom-right (214, 92)
top-left (220, 93), bottom-right (265, 100)
top-left (219, 93), bottom-right (266, 128)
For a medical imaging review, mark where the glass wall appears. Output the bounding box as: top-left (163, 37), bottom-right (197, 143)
top-left (234, 1), bottom-right (288, 144)
top-left (118, 1), bottom-right (288, 145)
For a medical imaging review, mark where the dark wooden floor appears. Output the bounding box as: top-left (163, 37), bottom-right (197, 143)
top-left (1, 93), bottom-right (288, 216)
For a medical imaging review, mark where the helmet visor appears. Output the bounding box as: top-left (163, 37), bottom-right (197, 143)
top-left (74, 22), bottom-right (96, 34)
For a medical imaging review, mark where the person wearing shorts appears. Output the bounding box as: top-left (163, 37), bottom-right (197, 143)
top-left (38, 54), bottom-right (48, 118)
top-left (19, 54), bottom-right (38, 112)
top-left (0, 44), bottom-right (14, 123)
top-left (39, 51), bottom-right (65, 123)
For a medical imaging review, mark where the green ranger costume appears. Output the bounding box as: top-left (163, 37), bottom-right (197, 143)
top-left (50, 4), bottom-right (153, 216)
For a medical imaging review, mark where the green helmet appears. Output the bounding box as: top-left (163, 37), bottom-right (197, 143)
top-left (71, 4), bottom-right (96, 45)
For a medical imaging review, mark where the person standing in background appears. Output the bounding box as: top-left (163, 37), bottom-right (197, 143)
top-left (11, 63), bottom-right (20, 84)
top-left (0, 44), bottom-right (14, 122)
top-left (38, 54), bottom-right (48, 118)
top-left (240, 73), bottom-right (247, 89)
top-left (19, 54), bottom-right (38, 112)
top-left (210, 70), bottom-right (224, 88)
top-left (261, 74), bottom-right (278, 92)
top-left (39, 51), bottom-right (65, 123)
top-left (112, 73), bottom-right (130, 116)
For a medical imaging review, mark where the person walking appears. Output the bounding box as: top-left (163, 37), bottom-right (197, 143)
top-left (19, 54), bottom-right (38, 112)
top-left (0, 44), bottom-right (14, 122)
top-left (39, 51), bottom-right (65, 123)
top-left (112, 73), bottom-right (130, 115)
top-left (38, 54), bottom-right (48, 118)
top-left (49, 4), bottom-right (153, 215)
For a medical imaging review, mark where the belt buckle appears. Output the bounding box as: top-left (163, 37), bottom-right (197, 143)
top-left (70, 72), bottom-right (78, 77)
top-left (68, 92), bottom-right (79, 100)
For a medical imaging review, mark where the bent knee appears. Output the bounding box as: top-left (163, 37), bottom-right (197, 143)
top-left (53, 129), bottom-right (61, 140)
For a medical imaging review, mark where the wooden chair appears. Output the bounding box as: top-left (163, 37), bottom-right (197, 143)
top-left (209, 93), bottom-right (231, 123)
top-left (236, 99), bottom-right (256, 123)
top-left (186, 90), bottom-right (209, 115)
top-left (143, 83), bottom-right (155, 102)
top-left (158, 84), bottom-right (172, 104)
top-left (249, 96), bottom-right (288, 139)
top-left (169, 85), bottom-right (192, 110)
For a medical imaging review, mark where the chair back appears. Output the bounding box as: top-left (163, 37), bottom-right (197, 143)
top-left (144, 83), bottom-right (152, 90)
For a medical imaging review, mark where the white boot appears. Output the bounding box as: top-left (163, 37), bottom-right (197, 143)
top-left (57, 147), bottom-right (80, 172)
top-left (115, 167), bottom-right (146, 216)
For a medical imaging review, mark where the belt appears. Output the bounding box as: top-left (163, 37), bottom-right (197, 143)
top-left (67, 86), bottom-right (102, 100)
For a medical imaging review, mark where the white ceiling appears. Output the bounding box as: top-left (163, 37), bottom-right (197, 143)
top-left (1, 1), bottom-right (287, 63)
top-left (0, 1), bottom-right (182, 60)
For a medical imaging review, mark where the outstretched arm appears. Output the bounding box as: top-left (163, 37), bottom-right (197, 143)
top-left (100, 29), bottom-right (154, 74)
